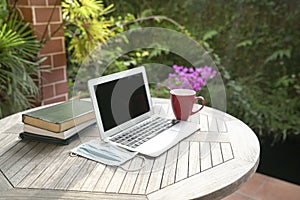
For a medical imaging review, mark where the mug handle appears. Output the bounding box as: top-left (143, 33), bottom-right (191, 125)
top-left (191, 96), bottom-right (206, 115)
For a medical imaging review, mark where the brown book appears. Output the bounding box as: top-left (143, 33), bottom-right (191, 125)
top-left (23, 120), bottom-right (96, 139)
top-left (22, 100), bottom-right (95, 132)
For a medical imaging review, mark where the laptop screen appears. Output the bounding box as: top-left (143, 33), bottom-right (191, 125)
top-left (95, 72), bottom-right (150, 131)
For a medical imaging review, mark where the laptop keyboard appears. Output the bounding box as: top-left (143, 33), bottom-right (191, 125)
top-left (110, 117), bottom-right (179, 148)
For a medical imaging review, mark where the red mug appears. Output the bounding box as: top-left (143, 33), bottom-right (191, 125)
top-left (170, 89), bottom-right (206, 121)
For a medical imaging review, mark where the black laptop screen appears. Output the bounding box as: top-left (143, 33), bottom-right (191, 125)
top-left (95, 72), bottom-right (150, 131)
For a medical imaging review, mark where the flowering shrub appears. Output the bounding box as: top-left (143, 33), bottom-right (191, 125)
top-left (161, 64), bottom-right (217, 91)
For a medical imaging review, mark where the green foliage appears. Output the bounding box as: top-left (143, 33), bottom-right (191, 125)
top-left (0, 13), bottom-right (43, 118)
top-left (64, 0), bottom-right (195, 97)
top-left (104, 0), bottom-right (300, 141)
top-left (264, 49), bottom-right (292, 64)
top-left (226, 73), bottom-right (300, 142)
top-left (0, 0), bottom-right (7, 24)
top-left (62, 0), bottom-right (118, 96)
top-left (203, 30), bottom-right (218, 41)
top-left (62, 0), bottom-right (115, 63)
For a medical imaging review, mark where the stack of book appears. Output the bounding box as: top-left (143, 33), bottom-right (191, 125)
top-left (20, 100), bottom-right (96, 145)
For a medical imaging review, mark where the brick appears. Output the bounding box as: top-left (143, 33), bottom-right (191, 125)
top-left (40, 55), bottom-right (52, 68)
top-left (43, 95), bottom-right (67, 105)
top-left (29, 0), bottom-right (46, 6)
top-left (55, 82), bottom-right (68, 96)
top-left (48, 0), bottom-right (61, 6)
top-left (34, 7), bottom-right (61, 23)
top-left (40, 38), bottom-right (63, 54)
top-left (50, 23), bottom-right (64, 37)
top-left (53, 53), bottom-right (66, 68)
top-left (42, 85), bottom-right (54, 99)
top-left (41, 68), bottom-right (66, 84)
top-left (10, 0), bottom-right (29, 6)
top-left (18, 7), bottom-right (33, 23)
top-left (33, 24), bottom-right (49, 40)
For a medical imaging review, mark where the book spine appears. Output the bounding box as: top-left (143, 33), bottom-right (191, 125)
top-left (22, 115), bottom-right (61, 133)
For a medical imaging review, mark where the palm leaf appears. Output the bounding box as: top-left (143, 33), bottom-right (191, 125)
top-left (0, 12), bottom-right (42, 118)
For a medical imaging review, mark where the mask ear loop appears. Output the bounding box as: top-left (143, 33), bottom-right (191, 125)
top-left (69, 152), bottom-right (78, 157)
top-left (119, 155), bottom-right (146, 172)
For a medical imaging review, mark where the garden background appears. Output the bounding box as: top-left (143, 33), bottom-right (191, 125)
top-left (0, 0), bottom-right (299, 184)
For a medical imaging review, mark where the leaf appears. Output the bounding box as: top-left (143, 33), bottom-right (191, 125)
top-left (203, 30), bottom-right (218, 41)
top-left (0, 12), bottom-right (41, 118)
top-left (236, 40), bottom-right (253, 48)
top-left (264, 48), bottom-right (291, 64)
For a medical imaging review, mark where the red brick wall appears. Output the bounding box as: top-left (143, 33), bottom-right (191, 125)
top-left (12, 0), bottom-right (68, 105)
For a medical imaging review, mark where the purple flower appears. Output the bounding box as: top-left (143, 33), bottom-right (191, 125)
top-left (161, 64), bottom-right (217, 91)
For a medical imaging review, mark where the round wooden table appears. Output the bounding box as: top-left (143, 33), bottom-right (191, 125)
top-left (0, 98), bottom-right (260, 199)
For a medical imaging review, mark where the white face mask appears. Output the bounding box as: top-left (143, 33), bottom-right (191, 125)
top-left (70, 140), bottom-right (145, 171)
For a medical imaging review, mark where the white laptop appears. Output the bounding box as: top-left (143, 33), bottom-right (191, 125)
top-left (88, 66), bottom-right (200, 157)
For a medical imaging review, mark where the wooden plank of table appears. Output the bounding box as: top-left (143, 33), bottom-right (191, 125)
top-left (200, 142), bottom-right (212, 171)
top-left (67, 159), bottom-right (98, 191)
top-left (0, 188), bottom-right (148, 200)
top-left (210, 142), bottom-right (223, 167)
top-left (188, 110), bottom-right (200, 124)
top-left (221, 143), bottom-right (234, 162)
top-left (17, 144), bottom-right (65, 188)
top-left (188, 141), bottom-right (200, 177)
top-left (132, 159), bottom-right (154, 194)
top-left (106, 161), bottom-right (131, 193)
top-left (0, 170), bottom-right (12, 191)
top-left (30, 140), bottom-right (80, 189)
top-left (0, 141), bottom-right (28, 166)
top-left (187, 132), bottom-right (230, 143)
top-left (160, 144), bottom-right (178, 188)
top-left (55, 157), bottom-right (87, 190)
top-left (167, 104), bottom-right (173, 118)
top-left (93, 166), bottom-right (117, 192)
top-left (42, 155), bottom-right (77, 189)
top-left (160, 102), bottom-right (171, 117)
top-left (81, 163), bottom-right (106, 191)
top-left (145, 153), bottom-right (167, 194)
top-left (147, 159), bottom-right (257, 200)
top-left (2, 123), bottom-right (23, 134)
top-left (199, 113), bottom-right (209, 132)
top-left (5, 142), bottom-right (47, 180)
top-left (153, 102), bottom-right (163, 114)
top-left (217, 119), bottom-right (228, 133)
top-left (175, 141), bottom-right (189, 182)
top-left (119, 157), bottom-right (144, 194)
top-left (0, 141), bottom-right (38, 172)
top-left (10, 143), bottom-right (57, 186)
top-left (0, 133), bottom-right (8, 142)
top-left (227, 121), bottom-right (260, 163)
top-left (0, 134), bottom-right (15, 149)
top-left (0, 113), bottom-right (20, 134)
top-left (0, 134), bottom-right (20, 157)
top-left (208, 116), bottom-right (219, 132)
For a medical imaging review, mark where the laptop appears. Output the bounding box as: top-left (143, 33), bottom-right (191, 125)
top-left (88, 66), bottom-right (200, 157)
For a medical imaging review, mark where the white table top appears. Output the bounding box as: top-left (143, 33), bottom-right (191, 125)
top-left (0, 98), bottom-right (260, 199)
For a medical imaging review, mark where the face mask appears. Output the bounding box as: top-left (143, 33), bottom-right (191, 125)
top-left (70, 140), bottom-right (145, 172)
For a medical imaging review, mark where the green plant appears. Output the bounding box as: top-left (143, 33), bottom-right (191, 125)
top-left (226, 73), bottom-right (300, 142)
top-left (104, 0), bottom-right (300, 142)
top-left (62, 0), bottom-right (115, 63)
top-left (0, 13), bottom-right (43, 118)
top-left (63, 0), bottom-right (193, 97)
top-left (0, 0), bottom-right (7, 24)
top-left (62, 0), bottom-right (118, 97)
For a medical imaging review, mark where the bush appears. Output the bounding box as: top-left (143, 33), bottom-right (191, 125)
top-left (104, 0), bottom-right (300, 141)
top-left (0, 12), bottom-right (43, 118)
